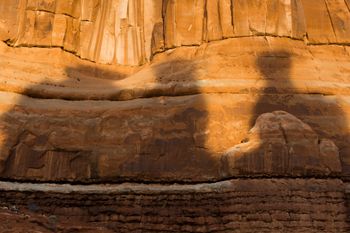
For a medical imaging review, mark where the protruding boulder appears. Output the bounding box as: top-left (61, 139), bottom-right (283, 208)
top-left (221, 111), bottom-right (342, 177)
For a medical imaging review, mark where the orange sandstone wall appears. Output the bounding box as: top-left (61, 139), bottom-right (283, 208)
top-left (0, 1), bottom-right (350, 232)
top-left (0, 0), bottom-right (350, 65)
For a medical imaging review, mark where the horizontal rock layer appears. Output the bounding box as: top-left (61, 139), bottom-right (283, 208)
top-left (0, 2), bottom-right (350, 232)
top-left (0, 90), bottom-right (349, 182)
top-left (1, 0), bottom-right (350, 65)
top-left (0, 36), bottom-right (350, 182)
top-left (1, 37), bottom-right (350, 101)
top-left (0, 179), bottom-right (349, 232)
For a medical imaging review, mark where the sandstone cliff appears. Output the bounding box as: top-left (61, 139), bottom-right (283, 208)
top-left (0, 0), bottom-right (350, 232)
top-left (1, 0), bottom-right (350, 65)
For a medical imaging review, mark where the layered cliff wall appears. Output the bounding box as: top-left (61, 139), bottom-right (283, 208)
top-left (1, 37), bottom-right (350, 182)
top-left (0, 0), bottom-right (350, 232)
top-left (1, 0), bottom-right (350, 65)
top-left (1, 179), bottom-right (349, 233)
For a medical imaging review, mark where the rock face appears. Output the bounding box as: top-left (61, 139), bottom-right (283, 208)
top-left (0, 179), bottom-right (349, 233)
top-left (0, 0), bottom-right (350, 232)
top-left (1, 36), bottom-right (350, 183)
top-left (1, 0), bottom-right (350, 65)
top-left (222, 111), bottom-right (342, 177)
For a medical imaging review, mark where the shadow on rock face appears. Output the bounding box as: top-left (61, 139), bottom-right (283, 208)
top-left (249, 50), bottom-right (293, 127)
top-left (65, 64), bottom-right (129, 81)
top-left (0, 58), bottom-right (220, 183)
top-left (237, 51), bottom-right (350, 226)
top-left (115, 59), bottom-right (219, 181)
top-left (0, 46), bottom-right (350, 232)
top-left (221, 50), bottom-right (349, 178)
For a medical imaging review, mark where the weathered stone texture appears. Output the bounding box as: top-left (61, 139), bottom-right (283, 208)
top-left (222, 111), bottom-right (342, 177)
top-left (0, 179), bottom-right (349, 233)
top-left (1, 0), bottom-right (350, 65)
top-left (0, 36), bottom-right (350, 182)
top-left (0, 1), bottom-right (349, 232)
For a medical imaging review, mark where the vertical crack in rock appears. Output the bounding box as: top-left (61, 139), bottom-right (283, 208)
top-left (324, 0), bottom-right (338, 43)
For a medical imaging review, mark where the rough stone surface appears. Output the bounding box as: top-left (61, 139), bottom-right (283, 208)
top-left (222, 111), bottom-right (342, 177)
top-left (0, 179), bottom-right (349, 233)
top-left (1, 0), bottom-right (350, 65)
top-left (0, 0), bottom-right (350, 232)
top-left (0, 36), bottom-right (350, 182)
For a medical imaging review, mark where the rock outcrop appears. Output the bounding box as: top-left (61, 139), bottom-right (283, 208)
top-left (1, 0), bottom-right (350, 65)
top-left (222, 111), bottom-right (342, 177)
top-left (1, 36), bottom-right (350, 183)
top-left (0, 0), bottom-right (350, 232)
top-left (0, 179), bottom-right (349, 232)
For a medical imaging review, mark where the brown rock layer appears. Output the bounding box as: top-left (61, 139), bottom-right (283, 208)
top-left (222, 111), bottom-right (342, 177)
top-left (0, 91), bottom-right (347, 182)
top-left (0, 1), bottom-right (350, 232)
top-left (0, 35), bottom-right (350, 182)
top-left (0, 179), bottom-right (349, 233)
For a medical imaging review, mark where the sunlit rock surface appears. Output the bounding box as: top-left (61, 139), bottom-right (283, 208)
top-left (1, 0), bottom-right (350, 65)
top-left (0, 0), bottom-right (350, 232)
